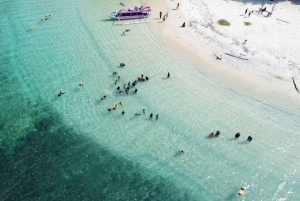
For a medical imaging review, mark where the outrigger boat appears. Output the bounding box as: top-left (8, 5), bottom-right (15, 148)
top-left (108, 5), bottom-right (151, 20)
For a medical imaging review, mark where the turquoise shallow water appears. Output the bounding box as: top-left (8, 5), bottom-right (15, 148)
top-left (1, 0), bottom-right (300, 200)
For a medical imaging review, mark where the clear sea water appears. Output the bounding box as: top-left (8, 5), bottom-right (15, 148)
top-left (1, 0), bottom-right (300, 200)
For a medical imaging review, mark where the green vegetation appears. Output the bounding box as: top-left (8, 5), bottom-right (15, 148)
top-left (218, 19), bottom-right (230, 26)
top-left (244, 21), bottom-right (252, 26)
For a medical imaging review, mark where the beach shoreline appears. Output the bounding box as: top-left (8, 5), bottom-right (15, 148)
top-left (147, 0), bottom-right (300, 114)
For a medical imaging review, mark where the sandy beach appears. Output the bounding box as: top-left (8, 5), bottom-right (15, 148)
top-left (148, 0), bottom-right (300, 113)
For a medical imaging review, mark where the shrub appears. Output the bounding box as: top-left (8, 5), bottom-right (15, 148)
top-left (218, 19), bottom-right (230, 26)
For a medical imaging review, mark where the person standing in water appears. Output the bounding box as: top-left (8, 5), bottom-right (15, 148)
top-left (150, 113), bottom-right (153, 118)
top-left (155, 114), bottom-right (159, 121)
top-left (167, 72), bottom-right (170, 78)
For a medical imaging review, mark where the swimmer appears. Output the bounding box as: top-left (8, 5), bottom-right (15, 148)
top-left (135, 113), bottom-right (140, 116)
top-left (118, 91), bottom-right (123, 94)
top-left (143, 109), bottom-right (145, 113)
top-left (114, 80), bottom-right (118, 85)
top-left (179, 149), bottom-right (184, 154)
top-left (125, 29), bottom-right (130, 32)
top-left (117, 86), bottom-right (120, 91)
top-left (46, 14), bottom-right (51, 18)
top-left (123, 32), bottom-right (126, 35)
top-left (150, 113), bottom-right (153, 118)
top-left (119, 102), bottom-right (122, 105)
top-left (238, 187), bottom-right (245, 195)
top-left (134, 88), bottom-right (138, 93)
top-left (128, 82), bottom-right (131, 87)
top-left (124, 84), bottom-right (127, 89)
top-left (247, 136), bottom-right (252, 143)
top-left (114, 104), bottom-right (118, 109)
top-left (118, 76), bottom-right (120, 80)
top-left (155, 114), bottom-right (159, 121)
top-left (107, 108), bottom-right (112, 112)
top-left (113, 72), bottom-right (117, 75)
top-left (79, 83), bottom-right (83, 87)
top-left (58, 91), bottom-right (65, 97)
top-left (101, 95), bottom-right (107, 100)
top-left (235, 132), bottom-right (240, 139)
top-left (122, 111), bottom-right (125, 115)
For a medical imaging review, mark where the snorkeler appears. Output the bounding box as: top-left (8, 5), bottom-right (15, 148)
top-left (58, 91), bottom-right (65, 97)
top-left (143, 109), bottom-right (145, 113)
top-left (238, 187), bottom-right (245, 195)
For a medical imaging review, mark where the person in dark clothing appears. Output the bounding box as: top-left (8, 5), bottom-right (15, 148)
top-left (58, 91), bottom-right (65, 97)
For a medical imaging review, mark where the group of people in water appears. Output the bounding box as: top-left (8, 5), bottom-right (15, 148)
top-left (101, 70), bottom-right (162, 120)
top-left (209, 131), bottom-right (253, 142)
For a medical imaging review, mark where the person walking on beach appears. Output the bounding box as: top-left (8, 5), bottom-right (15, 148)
top-left (167, 72), bottom-right (170, 78)
top-left (244, 8), bottom-right (248, 15)
top-left (159, 11), bottom-right (162, 19)
top-left (176, 3), bottom-right (179, 10)
top-left (163, 15), bottom-right (166, 22)
top-left (248, 11), bottom-right (252, 17)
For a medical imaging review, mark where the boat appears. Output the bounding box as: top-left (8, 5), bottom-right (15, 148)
top-left (108, 5), bottom-right (151, 20)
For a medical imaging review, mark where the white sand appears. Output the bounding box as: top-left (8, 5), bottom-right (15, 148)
top-left (147, 0), bottom-right (300, 112)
